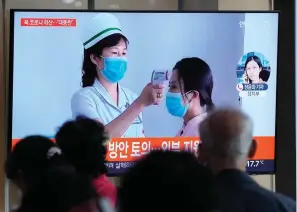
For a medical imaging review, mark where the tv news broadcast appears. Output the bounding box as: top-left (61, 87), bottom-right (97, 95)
top-left (9, 11), bottom-right (278, 175)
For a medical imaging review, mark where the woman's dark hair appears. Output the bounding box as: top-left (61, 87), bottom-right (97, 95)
top-left (6, 135), bottom-right (97, 212)
top-left (6, 135), bottom-right (68, 183)
top-left (259, 69), bottom-right (270, 82)
top-left (244, 55), bottom-right (263, 83)
top-left (55, 116), bottom-right (109, 178)
top-left (120, 151), bottom-right (218, 212)
top-left (82, 33), bottom-right (129, 87)
top-left (174, 57), bottom-right (214, 112)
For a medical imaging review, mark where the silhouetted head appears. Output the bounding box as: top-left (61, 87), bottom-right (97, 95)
top-left (198, 108), bottom-right (256, 173)
top-left (56, 116), bottom-right (109, 178)
top-left (120, 150), bottom-right (218, 212)
top-left (6, 135), bottom-right (97, 212)
top-left (6, 135), bottom-right (68, 192)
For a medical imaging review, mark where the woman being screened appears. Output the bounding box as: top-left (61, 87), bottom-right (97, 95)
top-left (166, 57), bottom-right (215, 137)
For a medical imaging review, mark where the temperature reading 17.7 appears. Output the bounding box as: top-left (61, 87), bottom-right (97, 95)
top-left (246, 160), bottom-right (264, 167)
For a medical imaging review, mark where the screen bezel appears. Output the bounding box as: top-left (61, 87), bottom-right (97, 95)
top-left (7, 9), bottom-right (280, 176)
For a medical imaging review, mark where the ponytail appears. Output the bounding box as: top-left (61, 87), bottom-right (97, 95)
top-left (82, 49), bottom-right (97, 88)
top-left (206, 99), bottom-right (215, 112)
top-left (198, 91), bottom-right (214, 113)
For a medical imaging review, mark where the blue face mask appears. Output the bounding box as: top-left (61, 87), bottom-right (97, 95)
top-left (166, 92), bottom-right (189, 118)
top-left (100, 57), bottom-right (128, 83)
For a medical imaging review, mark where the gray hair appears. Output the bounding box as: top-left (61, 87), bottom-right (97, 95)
top-left (199, 108), bottom-right (254, 162)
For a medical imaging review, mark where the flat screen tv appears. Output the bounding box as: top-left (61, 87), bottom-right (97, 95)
top-left (8, 10), bottom-right (278, 175)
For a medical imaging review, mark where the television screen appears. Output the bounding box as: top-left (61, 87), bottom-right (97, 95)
top-left (9, 10), bottom-right (278, 175)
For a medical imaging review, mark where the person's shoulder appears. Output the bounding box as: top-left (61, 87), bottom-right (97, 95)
top-left (246, 184), bottom-right (296, 211)
top-left (93, 175), bottom-right (117, 199)
top-left (73, 86), bottom-right (96, 97)
top-left (273, 192), bottom-right (296, 211)
top-left (215, 170), bottom-right (294, 211)
top-left (121, 86), bottom-right (139, 101)
top-left (72, 87), bottom-right (97, 102)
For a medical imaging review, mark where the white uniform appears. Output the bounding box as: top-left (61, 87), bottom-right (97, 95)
top-left (71, 79), bottom-right (144, 138)
top-left (74, 13), bottom-right (144, 137)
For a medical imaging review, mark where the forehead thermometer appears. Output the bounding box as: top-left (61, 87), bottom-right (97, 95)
top-left (151, 70), bottom-right (171, 85)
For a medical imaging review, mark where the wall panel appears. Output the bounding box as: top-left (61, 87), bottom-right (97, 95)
top-left (274, 0), bottom-right (296, 199)
top-left (95, 0), bottom-right (178, 10)
top-left (0, 0), bottom-right (6, 211)
top-left (218, 0), bottom-right (272, 10)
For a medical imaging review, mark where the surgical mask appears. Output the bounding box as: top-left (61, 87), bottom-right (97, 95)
top-left (166, 92), bottom-right (189, 118)
top-left (100, 57), bottom-right (127, 83)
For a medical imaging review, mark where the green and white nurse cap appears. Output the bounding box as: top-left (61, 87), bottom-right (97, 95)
top-left (82, 13), bottom-right (123, 49)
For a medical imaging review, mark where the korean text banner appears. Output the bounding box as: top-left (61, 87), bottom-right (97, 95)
top-left (12, 136), bottom-right (274, 175)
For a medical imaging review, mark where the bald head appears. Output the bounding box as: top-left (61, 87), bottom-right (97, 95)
top-left (199, 108), bottom-right (254, 163)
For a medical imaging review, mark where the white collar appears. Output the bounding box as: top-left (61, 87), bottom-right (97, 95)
top-left (184, 112), bottom-right (207, 127)
top-left (93, 78), bottom-right (127, 109)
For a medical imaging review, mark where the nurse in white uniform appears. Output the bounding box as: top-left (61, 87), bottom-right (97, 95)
top-left (165, 57), bottom-right (215, 137)
top-left (72, 13), bottom-right (164, 138)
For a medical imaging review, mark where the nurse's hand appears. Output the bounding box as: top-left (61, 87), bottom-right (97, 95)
top-left (137, 83), bottom-right (165, 107)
